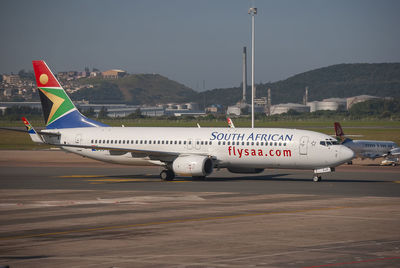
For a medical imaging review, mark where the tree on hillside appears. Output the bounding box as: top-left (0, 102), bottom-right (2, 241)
top-left (97, 106), bottom-right (108, 119)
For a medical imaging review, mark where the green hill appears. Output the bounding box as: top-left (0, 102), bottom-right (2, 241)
top-left (198, 63), bottom-right (400, 107)
top-left (71, 74), bottom-right (197, 105)
top-left (71, 63), bottom-right (400, 107)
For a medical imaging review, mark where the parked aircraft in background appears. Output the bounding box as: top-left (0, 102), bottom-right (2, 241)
top-left (5, 60), bottom-right (356, 182)
top-left (334, 122), bottom-right (399, 163)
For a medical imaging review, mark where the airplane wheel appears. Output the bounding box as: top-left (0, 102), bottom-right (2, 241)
top-left (313, 175), bottom-right (322, 182)
top-left (160, 170), bottom-right (175, 181)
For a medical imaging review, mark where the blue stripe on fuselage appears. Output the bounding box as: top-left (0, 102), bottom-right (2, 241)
top-left (46, 110), bottom-right (108, 129)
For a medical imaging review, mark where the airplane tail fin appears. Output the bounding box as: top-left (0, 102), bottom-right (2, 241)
top-left (32, 60), bottom-right (108, 129)
top-left (22, 117), bottom-right (44, 143)
top-left (334, 122), bottom-right (350, 142)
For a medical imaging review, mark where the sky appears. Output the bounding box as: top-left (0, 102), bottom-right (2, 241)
top-left (1, 0), bottom-right (399, 91)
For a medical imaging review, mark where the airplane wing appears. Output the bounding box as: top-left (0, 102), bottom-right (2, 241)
top-left (389, 147), bottom-right (400, 156)
top-left (383, 147), bottom-right (400, 158)
top-left (46, 142), bottom-right (214, 163)
top-left (361, 152), bottom-right (382, 160)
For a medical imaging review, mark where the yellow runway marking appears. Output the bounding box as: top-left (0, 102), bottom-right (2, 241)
top-left (393, 181), bottom-right (400, 184)
top-left (0, 206), bottom-right (347, 241)
top-left (59, 175), bottom-right (189, 183)
top-left (59, 175), bottom-right (106, 178)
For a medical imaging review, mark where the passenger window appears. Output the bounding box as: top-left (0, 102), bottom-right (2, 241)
top-left (91, 140), bottom-right (93, 143)
top-left (209, 141), bottom-right (212, 145)
top-left (227, 141), bottom-right (230, 145)
top-left (179, 141), bottom-right (182, 145)
top-left (223, 141), bottom-right (226, 145)
top-left (111, 140), bottom-right (113, 144)
top-left (256, 142), bottom-right (259, 146)
top-left (279, 143), bottom-right (281, 146)
top-left (218, 141), bottom-right (221, 145)
top-left (251, 142), bottom-right (254, 146)
top-left (144, 140), bottom-right (147, 144)
top-left (174, 141), bottom-right (177, 145)
top-left (166, 141), bottom-right (168, 144)
top-left (320, 141), bottom-right (326, 146)
top-left (242, 142), bottom-right (245, 146)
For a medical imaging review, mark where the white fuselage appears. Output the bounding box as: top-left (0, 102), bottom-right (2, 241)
top-left (342, 139), bottom-right (398, 159)
top-left (47, 127), bottom-right (354, 171)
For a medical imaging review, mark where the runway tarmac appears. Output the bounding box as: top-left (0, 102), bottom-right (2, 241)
top-left (0, 150), bottom-right (400, 267)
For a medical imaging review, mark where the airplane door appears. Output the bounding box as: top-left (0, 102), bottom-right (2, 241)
top-left (299, 136), bottom-right (309, 155)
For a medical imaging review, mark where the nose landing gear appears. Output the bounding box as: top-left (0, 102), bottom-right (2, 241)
top-left (313, 175), bottom-right (322, 182)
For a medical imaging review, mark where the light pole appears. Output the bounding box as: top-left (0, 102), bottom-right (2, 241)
top-left (248, 7), bottom-right (257, 128)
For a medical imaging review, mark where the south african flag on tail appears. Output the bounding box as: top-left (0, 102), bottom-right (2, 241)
top-left (32, 60), bottom-right (108, 129)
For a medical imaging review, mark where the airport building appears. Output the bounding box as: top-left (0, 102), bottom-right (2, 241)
top-left (307, 98), bottom-right (347, 112)
top-left (346, 95), bottom-right (380, 109)
top-left (101, 69), bottom-right (127, 79)
top-left (270, 103), bottom-right (310, 115)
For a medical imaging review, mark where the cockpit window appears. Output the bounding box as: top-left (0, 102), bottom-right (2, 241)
top-left (321, 138), bottom-right (339, 146)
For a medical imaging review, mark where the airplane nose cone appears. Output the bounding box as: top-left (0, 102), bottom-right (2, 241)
top-left (340, 146), bottom-right (355, 162)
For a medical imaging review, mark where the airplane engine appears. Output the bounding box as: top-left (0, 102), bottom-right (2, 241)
top-left (227, 167), bottom-right (264, 174)
top-left (172, 155), bottom-right (213, 177)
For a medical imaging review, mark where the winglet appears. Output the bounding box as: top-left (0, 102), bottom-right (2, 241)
top-left (22, 117), bottom-right (44, 143)
top-left (227, 117), bottom-right (235, 128)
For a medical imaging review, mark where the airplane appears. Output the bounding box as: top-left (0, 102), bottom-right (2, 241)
top-left (334, 122), bottom-right (399, 162)
top-left (4, 60), bottom-right (355, 182)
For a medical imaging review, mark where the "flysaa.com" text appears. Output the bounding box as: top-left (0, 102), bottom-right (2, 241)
top-left (228, 146), bottom-right (292, 158)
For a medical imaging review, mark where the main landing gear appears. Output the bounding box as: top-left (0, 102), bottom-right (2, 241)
top-left (160, 169), bottom-right (175, 181)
